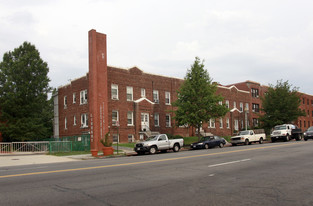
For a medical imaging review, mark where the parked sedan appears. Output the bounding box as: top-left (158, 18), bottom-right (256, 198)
top-left (304, 126), bottom-right (313, 141)
top-left (190, 136), bottom-right (226, 149)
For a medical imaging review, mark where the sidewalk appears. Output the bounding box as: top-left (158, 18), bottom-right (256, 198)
top-left (0, 147), bottom-right (136, 168)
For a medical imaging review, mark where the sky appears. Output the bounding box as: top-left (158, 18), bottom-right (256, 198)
top-left (1, 0), bottom-right (313, 94)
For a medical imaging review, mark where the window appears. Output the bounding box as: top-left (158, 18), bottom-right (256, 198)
top-left (112, 110), bottom-right (119, 126)
top-left (64, 117), bottom-right (67, 129)
top-left (251, 88), bottom-right (259, 98)
top-left (219, 118), bottom-right (223, 128)
top-left (304, 121), bottom-right (306, 128)
top-left (307, 99), bottom-right (309, 105)
top-left (225, 100), bottom-right (229, 108)
top-left (312, 111), bottom-right (313, 117)
top-left (80, 90), bottom-right (88, 104)
top-left (64, 96), bottom-right (67, 108)
top-left (127, 111), bottom-right (133, 126)
top-left (154, 113), bottom-right (159, 127)
top-left (234, 119), bottom-right (239, 131)
top-left (252, 103), bottom-right (260, 113)
top-left (73, 93), bottom-right (76, 104)
top-left (166, 114), bottom-right (171, 127)
top-left (141, 88), bottom-right (146, 98)
top-left (226, 118), bottom-right (230, 129)
top-left (245, 103), bottom-right (249, 111)
top-left (219, 101), bottom-right (222, 105)
top-left (165, 92), bottom-right (171, 105)
top-left (113, 134), bottom-right (119, 143)
top-left (253, 118), bottom-right (259, 127)
top-left (81, 114), bottom-right (88, 128)
top-left (240, 102), bottom-right (243, 112)
top-left (233, 101), bottom-right (237, 109)
top-left (111, 84), bottom-right (118, 100)
top-left (73, 115), bottom-right (77, 126)
top-left (128, 134), bottom-right (134, 143)
top-left (126, 86), bottom-right (133, 101)
top-left (153, 90), bottom-right (159, 103)
top-left (209, 119), bottom-right (215, 128)
top-left (303, 98), bottom-right (305, 104)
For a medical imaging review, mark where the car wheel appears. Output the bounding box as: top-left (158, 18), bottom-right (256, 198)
top-left (285, 134), bottom-right (290, 142)
top-left (149, 146), bottom-right (157, 154)
top-left (259, 137), bottom-right (263, 144)
top-left (204, 144), bottom-right (209, 149)
top-left (232, 143), bottom-right (237, 146)
top-left (271, 138), bottom-right (276, 143)
top-left (173, 144), bottom-right (180, 152)
top-left (245, 139), bottom-right (249, 145)
top-left (219, 143), bottom-right (224, 148)
top-left (304, 138), bottom-right (308, 141)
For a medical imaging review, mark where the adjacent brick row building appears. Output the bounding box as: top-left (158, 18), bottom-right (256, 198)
top-left (53, 29), bottom-right (313, 154)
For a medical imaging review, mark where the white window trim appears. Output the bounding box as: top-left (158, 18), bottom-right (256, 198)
top-left (153, 90), bottom-right (159, 103)
top-left (80, 90), bottom-right (88, 105)
top-left (126, 86), bottom-right (133, 101)
top-left (226, 118), bottom-right (230, 129)
top-left (226, 100), bottom-right (229, 109)
top-left (81, 113), bottom-right (88, 128)
top-left (154, 113), bottom-right (160, 127)
top-left (209, 119), bottom-right (215, 128)
top-left (64, 96), bottom-right (67, 108)
top-left (165, 92), bottom-right (171, 105)
top-left (219, 118), bottom-right (223, 128)
top-left (73, 115), bottom-right (77, 126)
top-left (64, 117), bottom-right (67, 129)
top-left (127, 111), bottom-right (134, 126)
top-left (240, 102), bottom-right (243, 112)
top-left (112, 110), bottom-right (119, 126)
top-left (141, 88), bottom-right (146, 98)
top-left (73, 93), bottom-right (76, 104)
top-left (166, 114), bottom-right (171, 127)
top-left (111, 84), bottom-right (119, 100)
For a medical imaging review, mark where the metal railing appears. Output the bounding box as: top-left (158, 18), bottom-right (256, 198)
top-left (0, 143), bottom-right (11, 153)
top-left (12, 142), bottom-right (50, 153)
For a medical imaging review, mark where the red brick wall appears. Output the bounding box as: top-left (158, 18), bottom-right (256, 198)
top-left (298, 93), bottom-right (313, 131)
top-left (57, 75), bottom-right (89, 137)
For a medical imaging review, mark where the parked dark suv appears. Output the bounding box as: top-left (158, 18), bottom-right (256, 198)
top-left (304, 126), bottom-right (313, 141)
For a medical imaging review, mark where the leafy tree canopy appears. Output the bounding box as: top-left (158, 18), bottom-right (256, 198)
top-left (0, 42), bottom-right (53, 141)
top-left (173, 57), bottom-right (229, 136)
top-left (259, 80), bottom-right (305, 132)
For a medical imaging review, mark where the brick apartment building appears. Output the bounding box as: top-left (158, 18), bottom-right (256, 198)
top-left (53, 29), bottom-right (313, 153)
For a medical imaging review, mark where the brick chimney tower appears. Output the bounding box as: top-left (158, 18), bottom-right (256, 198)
top-left (88, 29), bottom-right (109, 156)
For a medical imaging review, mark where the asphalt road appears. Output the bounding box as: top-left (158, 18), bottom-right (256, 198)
top-left (1, 141), bottom-right (313, 206)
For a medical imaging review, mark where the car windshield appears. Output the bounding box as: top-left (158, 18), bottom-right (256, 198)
top-left (239, 131), bottom-right (249, 135)
top-left (145, 136), bottom-right (158, 141)
top-left (307, 126), bottom-right (313, 131)
top-left (200, 136), bottom-right (210, 141)
top-left (274, 125), bottom-right (287, 130)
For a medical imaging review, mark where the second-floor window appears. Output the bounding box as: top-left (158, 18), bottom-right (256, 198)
top-left (153, 90), bottom-right (159, 103)
top-left (141, 88), bottom-right (146, 98)
top-left (209, 119), bottom-right (215, 128)
top-left (112, 110), bottom-right (119, 126)
top-left (73, 115), bottom-right (77, 126)
top-left (80, 90), bottom-right (88, 104)
top-left (225, 100), bottom-right (229, 108)
top-left (219, 118), bottom-right (223, 128)
top-left (81, 114), bottom-right (88, 128)
top-left (73, 93), bottom-right (76, 104)
top-left (126, 86), bottom-right (133, 101)
top-left (240, 102), bottom-right (243, 112)
top-left (111, 84), bottom-right (118, 100)
top-left (64, 96), bottom-right (67, 108)
top-left (165, 92), bottom-right (171, 105)
top-left (252, 103), bottom-right (260, 113)
top-left (233, 101), bottom-right (237, 109)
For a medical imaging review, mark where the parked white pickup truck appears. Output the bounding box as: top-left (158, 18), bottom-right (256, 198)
top-left (231, 129), bottom-right (266, 146)
top-left (134, 134), bottom-right (184, 154)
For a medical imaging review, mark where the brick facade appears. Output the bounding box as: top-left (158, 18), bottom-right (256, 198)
top-left (54, 29), bottom-right (313, 153)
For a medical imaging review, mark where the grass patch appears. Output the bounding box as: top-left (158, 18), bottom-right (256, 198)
top-left (49, 151), bottom-right (91, 156)
top-left (183, 136), bottom-right (199, 146)
top-left (113, 142), bottom-right (135, 148)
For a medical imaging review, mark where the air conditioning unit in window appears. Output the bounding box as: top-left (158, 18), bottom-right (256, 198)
top-left (154, 99), bottom-right (159, 103)
top-left (112, 95), bottom-right (118, 100)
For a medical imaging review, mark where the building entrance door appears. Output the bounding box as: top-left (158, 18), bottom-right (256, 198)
top-left (141, 113), bottom-right (149, 131)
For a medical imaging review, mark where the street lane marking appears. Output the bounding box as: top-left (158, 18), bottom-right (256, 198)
top-left (0, 142), bottom-right (306, 179)
top-left (208, 159), bottom-right (251, 167)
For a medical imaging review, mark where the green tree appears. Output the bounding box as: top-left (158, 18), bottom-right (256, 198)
top-left (173, 57), bottom-right (229, 139)
top-left (0, 42), bottom-right (53, 141)
top-left (259, 80), bottom-right (305, 133)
